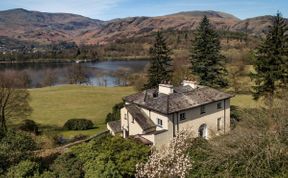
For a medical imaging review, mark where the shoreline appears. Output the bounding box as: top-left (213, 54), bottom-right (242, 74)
top-left (0, 56), bottom-right (150, 64)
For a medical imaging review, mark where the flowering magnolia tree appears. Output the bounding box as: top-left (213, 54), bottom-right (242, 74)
top-left (136, 130), bottom-right (194, 178)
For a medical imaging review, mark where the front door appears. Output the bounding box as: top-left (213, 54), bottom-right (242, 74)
top-left (198, 124), bottom-right (207, 139)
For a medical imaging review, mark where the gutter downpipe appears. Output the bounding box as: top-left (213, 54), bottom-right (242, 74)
top-left (224, 99), bottom-right (226, 134)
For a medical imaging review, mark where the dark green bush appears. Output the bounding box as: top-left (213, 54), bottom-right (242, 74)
top-left (0, 128), bottom-right (5, 139)
top-left (105, 101), bottom-right (124, 123)
top-left (18, 119), bottom-right (39, 135)
top-left (0, 130), bottom-right (37, 173)
top-left (6, 160), bottom-right (40, 178)
top-left (49, 153), bottom-right (84, 178)
top-left (63, 119), bottom-right (94, 130)
top-left (71, 135), bottom-right (150, 177)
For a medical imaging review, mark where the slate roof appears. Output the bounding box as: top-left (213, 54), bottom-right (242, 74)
top-left (145, 129), bottom-right (168, 135)
top-left (126, 104), bottom-right (156, 131)
top-left (107, 120), bottom-right (122, 133)
top-left (124, 85), bottom-right (233, 115)
top-left (131, 135), bottom-right (153, 145)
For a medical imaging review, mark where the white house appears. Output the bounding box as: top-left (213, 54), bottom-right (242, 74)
top-left (107, 80), bottom-right (233, 147)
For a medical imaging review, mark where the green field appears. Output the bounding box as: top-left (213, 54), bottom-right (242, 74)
top-left (28, 85), bottom-right (135, 137)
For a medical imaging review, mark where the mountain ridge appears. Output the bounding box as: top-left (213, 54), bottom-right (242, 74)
top-left (0, 8), bottom-right (286, 45)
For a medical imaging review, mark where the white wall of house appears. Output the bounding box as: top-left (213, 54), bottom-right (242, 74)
top-left (177, 99), bottom-right (230, 138)
top-left (107, 124), bottom-right (115, 136)
top-left (141, 108), bottom-right (174, 147)
top-left (154, 131), bottom-right (172, 147)
top-left (120, 99), bottom-right (231, 146)
top-left (141, 108), bottom-right (169, 131)
top-left (121, 107), bottom-right (144, 137)
top-left (141, 134), bottom-right (155, 143)
top-left (121, 107), bottom-right (128, 131)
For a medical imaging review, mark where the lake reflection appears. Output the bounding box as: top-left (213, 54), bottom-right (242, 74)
top-left (0, 60), bottom-right (149, 87)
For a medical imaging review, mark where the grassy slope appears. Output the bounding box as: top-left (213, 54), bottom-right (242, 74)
top-left (29, 85), bottom-right (135, 137)
top-left (231, 94), bottom-right (262, 108)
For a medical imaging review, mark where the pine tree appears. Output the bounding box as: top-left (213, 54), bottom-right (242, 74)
top-left (145, 31), bottom-right (173, 89)
top-left (251, 12), bottom-right (288, 104)
top-left (190, 16), bottom-right (228, 88)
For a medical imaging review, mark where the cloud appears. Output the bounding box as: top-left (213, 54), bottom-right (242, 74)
top-left (1, 0), bottom-right (125, 18)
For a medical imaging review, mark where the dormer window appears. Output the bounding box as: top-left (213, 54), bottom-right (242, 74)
top-left (217, 102), bottom-right (222, 109)
top-left (200, 105), bottom-right (206, 114)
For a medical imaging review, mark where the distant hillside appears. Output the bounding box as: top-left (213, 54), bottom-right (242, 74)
top-left (231, 16), bottom-right (277, 35)
top-left (0, 8), bottom-right (102, 44)
top-left (0, 9), bottom-right (286, 45)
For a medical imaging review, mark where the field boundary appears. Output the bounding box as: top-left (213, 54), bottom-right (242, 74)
top-left (34, 130), bottom-right (109, 157)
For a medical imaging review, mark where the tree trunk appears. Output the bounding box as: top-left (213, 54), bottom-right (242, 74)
top-left (0, 108), bottom-right (7, 132)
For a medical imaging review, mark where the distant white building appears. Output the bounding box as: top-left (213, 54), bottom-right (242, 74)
top-left (107, 81), bottom-right (233, 147)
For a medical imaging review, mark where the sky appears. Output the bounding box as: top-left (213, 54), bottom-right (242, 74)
top-left (0, 0), bottom-right (287, 20)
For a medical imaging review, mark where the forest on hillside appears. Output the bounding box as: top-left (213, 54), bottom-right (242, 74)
top-left (0, 29), bottom-right (253, 62)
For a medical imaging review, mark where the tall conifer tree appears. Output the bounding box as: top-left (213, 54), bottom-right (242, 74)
top-left (145, 31), bottom-right (173, 89)
top-left (251, 12), bottom-right (288, 104)
top-left (190, 16), bottom-right (228, 88)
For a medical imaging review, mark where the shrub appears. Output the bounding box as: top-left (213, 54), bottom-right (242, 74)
top-left (71, 135), bottom-right (150, 178)
top-left (1, 130), bottom-right (37, 152)
top-left (0, 128), bottom-right (4, 139)
top-left (63, 119), bottom-right (94, 130)
top-left (6, 160), bottom-right (39, 178)
top-left (0, 130), bottom-right (37, 173)
top-left (49, 153), bottom-right (84, 178)
top-left (18, 119), bottom-right (39, 135)
top-left (105, 102), bottom-right (124, 123)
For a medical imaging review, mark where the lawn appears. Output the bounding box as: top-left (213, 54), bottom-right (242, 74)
top-left (231, 94), bottom-right (262, 108)
top-left (28, 85), bottom-right (135, 137)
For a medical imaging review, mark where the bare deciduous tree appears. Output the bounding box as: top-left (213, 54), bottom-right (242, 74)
top-left (0, 71), bottom-right (32, 132)
top-left (228, 59), bottom-right (246, 93)
top-left (172, 56), bottom-right (197, 86)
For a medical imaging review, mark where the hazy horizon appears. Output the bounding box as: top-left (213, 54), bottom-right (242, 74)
top-left (0, 0), bottom-right (287, 20)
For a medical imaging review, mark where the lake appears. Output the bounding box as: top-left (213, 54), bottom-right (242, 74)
top-left (0, 60), bottom-right (150, 87)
